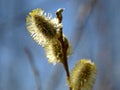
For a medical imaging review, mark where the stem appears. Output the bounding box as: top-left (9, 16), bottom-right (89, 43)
top-left (56, 8), bottom-right (72, 90)
top-left (58, 28), bottom-right (72, 90)
top-left (63, 57), bottom-right (72, 90)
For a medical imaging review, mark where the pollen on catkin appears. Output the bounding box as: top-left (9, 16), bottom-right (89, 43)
top-left (26, 8), bottom-right (62, 47)
top-left (70, 59), bottom-right (97, 90)
top-left (44, 39), bottom-right (64, 65)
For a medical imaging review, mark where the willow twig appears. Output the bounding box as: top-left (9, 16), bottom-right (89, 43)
top-left (56, 9), bottom-right (72, 90)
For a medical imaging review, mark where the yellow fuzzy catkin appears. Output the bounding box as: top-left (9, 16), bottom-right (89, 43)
top-left (26, 8), bottom-right (62, 47)
top-left (44, 35), bottom-right (72, 65)
top-left (70, 59), bottom-right (97, 90)
top-left (44, 39), bottom-right (63, 64)
top-left (26, 8), bottom-right (71, 65)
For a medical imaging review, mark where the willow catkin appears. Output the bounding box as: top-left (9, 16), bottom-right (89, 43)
top-left (44, 39), bottom-right (63, 65)
top-left (70, 59), bottom-right (97, 90)
top-left (26, 8), bottom-right (71, 65)
top-left (26, 8), bottom-right (62, 47)
top-left (44, 35), bottom-right (72, 65)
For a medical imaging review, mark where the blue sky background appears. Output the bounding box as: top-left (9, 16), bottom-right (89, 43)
top-left (0, 0), bottom-right (120, 90)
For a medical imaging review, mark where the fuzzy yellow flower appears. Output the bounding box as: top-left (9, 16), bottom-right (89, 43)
top-left (44, 39), bottom-right (63, 64)
top-left (26, 8), bottom-right (62, 47)
top-left (26, 8), bottom-right (71, 65)
top-left (44, 35), bottom-right (72, 65)
top-left (70, 59), bottom-right (97, 90)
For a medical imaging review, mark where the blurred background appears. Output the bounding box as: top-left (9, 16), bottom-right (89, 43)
top-left (0, 0), bottom-right (120, 90)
